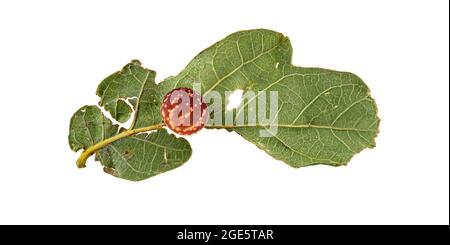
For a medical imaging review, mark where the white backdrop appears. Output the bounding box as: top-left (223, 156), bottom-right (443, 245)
top-left (0, 0), bottom-right (448, 224)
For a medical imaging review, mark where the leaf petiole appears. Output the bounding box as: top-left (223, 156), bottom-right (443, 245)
top-left (76, 123), bottom-right (165, 168)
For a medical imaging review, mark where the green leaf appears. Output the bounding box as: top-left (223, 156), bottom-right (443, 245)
top-left (69, 29), bottom-right (380, 182)
top-left (69, 60), bottom-right (192, 181)
top-left (101, 129), bottom-right (192, 181)
top-left (69, 105), bottom-right (192, 181)
top-left (96, 60), bottom-right (162, 127)
top-left (68, 105), bottom-right (119, 152)
top-left (160, 29), bottom-right (380, 167)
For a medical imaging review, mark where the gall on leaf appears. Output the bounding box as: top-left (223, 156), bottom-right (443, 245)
top-left (161, 88), bottom-right (208, 135)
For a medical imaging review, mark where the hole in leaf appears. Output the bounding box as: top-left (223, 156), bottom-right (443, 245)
top-left (226, 89), bottom-right (243, 110)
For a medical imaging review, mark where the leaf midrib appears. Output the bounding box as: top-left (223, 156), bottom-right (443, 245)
top-left (205, 124), bottom-right (376, 132)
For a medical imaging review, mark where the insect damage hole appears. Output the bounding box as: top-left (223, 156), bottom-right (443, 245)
top-left (226, 89), bottom-right (243, 110)
top-left (120, 97), bottom-right (138, 129)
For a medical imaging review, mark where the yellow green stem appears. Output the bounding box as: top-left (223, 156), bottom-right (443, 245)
top-left (76, 123), bottom-right (165, 168)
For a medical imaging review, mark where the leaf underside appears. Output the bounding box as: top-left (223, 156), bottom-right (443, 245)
top-left (98, 128), bottom-right (191, 181)
top-left (69, 29), bottom-right (380, 181)
top-left (69, 62), bottom-right (192, 181)
top-left (160, 29), bottom-right (380, 167)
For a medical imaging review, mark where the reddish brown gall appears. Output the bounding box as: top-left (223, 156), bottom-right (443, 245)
top-left (161, 88), bottom-right (208, 135)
